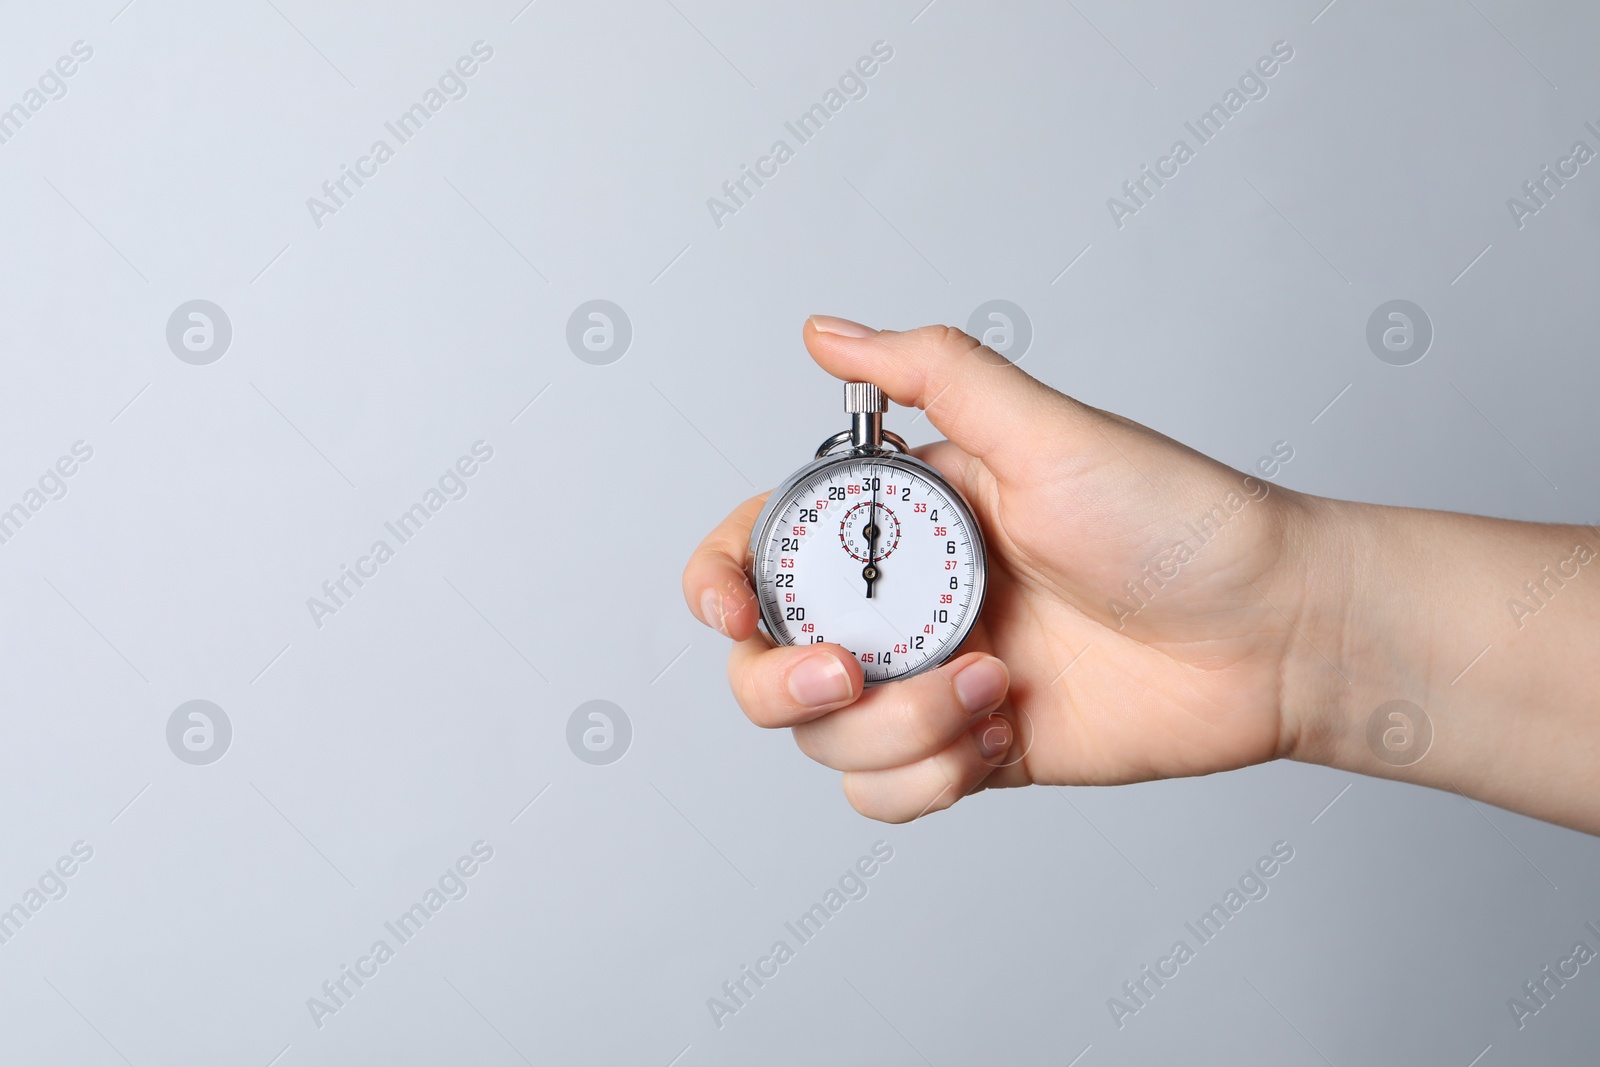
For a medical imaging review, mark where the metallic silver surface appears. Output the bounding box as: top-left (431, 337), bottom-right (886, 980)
top-left (843, 382), bottom-right (887, 414)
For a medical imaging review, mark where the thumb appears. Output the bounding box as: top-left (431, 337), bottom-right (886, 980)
top-left (803, 317), bottom-right (1095, 477)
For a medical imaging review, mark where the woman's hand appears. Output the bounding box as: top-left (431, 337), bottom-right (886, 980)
top-left (683, 317), bottom-right (1337, 822)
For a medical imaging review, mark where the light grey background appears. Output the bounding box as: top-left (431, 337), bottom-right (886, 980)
top-left (1, 0), bottom-right (1597, 1064)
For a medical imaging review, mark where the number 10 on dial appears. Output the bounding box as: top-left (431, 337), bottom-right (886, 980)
top-left (748, 382), bottom-right (987, 685)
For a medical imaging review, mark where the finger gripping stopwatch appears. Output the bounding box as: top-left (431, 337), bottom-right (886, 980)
top-left (748, 383), bottom-right (987, 685)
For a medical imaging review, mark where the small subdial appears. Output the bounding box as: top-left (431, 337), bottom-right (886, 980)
top-left (839, 501), bottom-right (901, 563)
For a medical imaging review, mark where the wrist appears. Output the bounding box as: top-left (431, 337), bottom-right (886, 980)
top-left (1272, 491), bottom-right (1431, 770)
top-left (1274, 493), bottom-right (1600, 832)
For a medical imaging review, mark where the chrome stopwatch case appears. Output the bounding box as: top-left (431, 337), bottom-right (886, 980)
top-left (748, 382), bottom-right (988, 686)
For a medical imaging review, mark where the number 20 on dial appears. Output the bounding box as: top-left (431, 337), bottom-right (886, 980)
top-left (748, 382), bottom-right (987, 685)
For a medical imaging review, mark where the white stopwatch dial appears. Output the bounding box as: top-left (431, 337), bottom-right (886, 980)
top-left (749, 383), bottom-right (987, 685)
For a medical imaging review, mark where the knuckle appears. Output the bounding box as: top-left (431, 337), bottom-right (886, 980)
top-left (705, 526), bottom-right (748, 562)
top-left (840, 774), bottom-right (876, 818)
top-left (841, 775), bottom-right (902, 823)
top-left (925, 746), bottom-right (977, 807)
top-left (896, 677), bottom-right (959, 757)
top-left (790, 722), bottom-right (823, 760)
top-left (703, 493), bottom-right (767, 557)
top-left (939, 323), bottom-right (981, 351)
top-left (907, 324), bottom-right (978, 353)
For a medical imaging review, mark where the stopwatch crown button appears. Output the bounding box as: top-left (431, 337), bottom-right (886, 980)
top-left (844, 382), bottom-right (887, 414)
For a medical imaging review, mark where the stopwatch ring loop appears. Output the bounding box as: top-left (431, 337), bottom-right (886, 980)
top-left (814, 429), bottom-right (909, 459)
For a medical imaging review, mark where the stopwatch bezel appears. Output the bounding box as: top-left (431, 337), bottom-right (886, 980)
top-left (746, 448), bottom-right (988, 687)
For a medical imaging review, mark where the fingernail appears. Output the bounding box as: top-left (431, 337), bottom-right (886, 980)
top-left (953, 657), bottom-right (1007, 713)
top-left (788, 654), bottom-right (853, 708)
top-left (978, 716), bottom-right (1010, 759)
top-left (700, 589), bottom-right (726, 635)
top-left (808, 315), bottom-right (876, 338)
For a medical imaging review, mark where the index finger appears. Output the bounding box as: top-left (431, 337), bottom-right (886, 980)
top-left (683, 491), bottom-right (769, 641)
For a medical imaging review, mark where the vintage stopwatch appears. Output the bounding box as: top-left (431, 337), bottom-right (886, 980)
top-left (748, 382), bottom-right (987, 685)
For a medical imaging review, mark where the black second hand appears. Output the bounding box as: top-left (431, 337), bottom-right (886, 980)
top-left (865, 471), bottom-right (879, 598)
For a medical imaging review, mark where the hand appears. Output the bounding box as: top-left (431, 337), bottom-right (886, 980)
top-left (683, 317), bottom-right (1334, 822)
